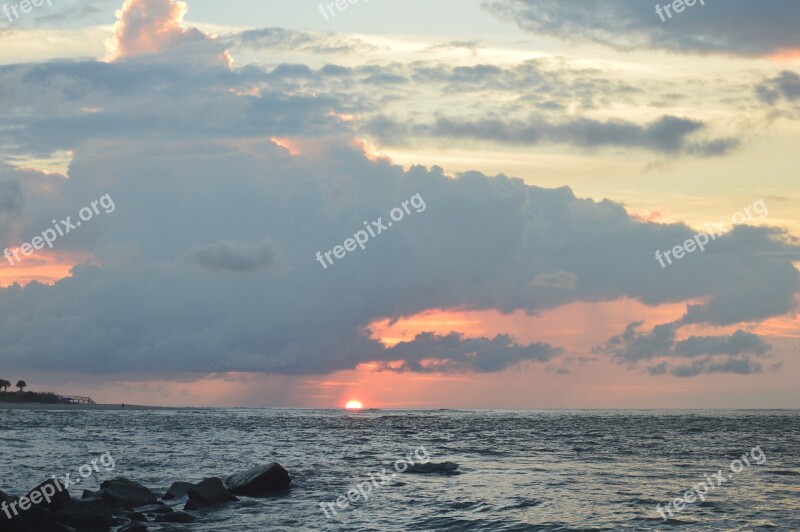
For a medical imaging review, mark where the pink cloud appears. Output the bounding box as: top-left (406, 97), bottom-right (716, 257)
top-left (107, 0), bottom-right (217, 61)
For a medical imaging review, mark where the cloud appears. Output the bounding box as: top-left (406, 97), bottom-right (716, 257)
top-left (224, 28), bottom-right (378, 55)
top-left (376, 332), bottom-right (560, 373)
top-left (107, 0), bottom-right (224, 62)
top-left (423, 41), bottom-right (483, 55)
top-left (183, 240), bottom-right (282, 273)
top-left (756, 71), bottom-right (800, 104)
top-left (600, 320), bottom-right (774, 377)
top-left (0, 178), bottom-right (23, 214)
top-left (674, 330), bottom-right (772, 357)
top-left (0, 59), bottom-right (346, 156)
top-left (531, 271), bottom-right (578, 290)
top-left (367, 113), bottom-right (740, 156)
top-left (0, 0), bottom-right (796, 378)
top-left (482, 0), bottom-right (800, 56)
top-left (0, 130), bottom-right (794, 376)
top-left (30, 0), bottom-right (116, 26)
top-left (648, 357), bottom-right (763, 377)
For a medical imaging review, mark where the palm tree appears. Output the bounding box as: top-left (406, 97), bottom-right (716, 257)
top-left (0, 379), bottom-right (9, 392)
top-left (16, 380), bottom-right (26, 393)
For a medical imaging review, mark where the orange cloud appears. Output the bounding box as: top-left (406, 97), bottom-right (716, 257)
top-left (0, 251), bottom-right (93, 287)
top-left (630, 210), bottom-right (666, 223)
top-left (365, 299), bottom-right (692, 353)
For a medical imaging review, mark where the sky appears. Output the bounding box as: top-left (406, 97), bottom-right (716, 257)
top-left (0, 0), bottom-right (798, 408)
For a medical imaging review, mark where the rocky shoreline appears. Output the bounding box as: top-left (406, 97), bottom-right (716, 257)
top-left (0, 463), bottom-right (291, 531)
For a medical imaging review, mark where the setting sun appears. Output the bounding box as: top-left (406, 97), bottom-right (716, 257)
top-left (345, 400), bottom-right (364, 409)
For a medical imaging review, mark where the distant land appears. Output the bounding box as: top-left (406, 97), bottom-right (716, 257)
top-left (0, 402), bottom-right (181, 410)
top-left (0, 387), bottom-right (182, 410)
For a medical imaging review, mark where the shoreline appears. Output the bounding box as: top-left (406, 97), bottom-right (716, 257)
top-left (0, 402), bottom-right (185, 411)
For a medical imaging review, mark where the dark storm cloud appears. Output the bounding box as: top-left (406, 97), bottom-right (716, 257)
top-left (366, 113), bottom-right (740, 156)
top-left (675, 330), bottom-right (771, 357)
top-left (0, 56), bottom-right (728, 158)
top-left (647, 356), bottom-right (764, 377)
top-left (600, 320), bottom-right (775, 377)
top-left (0, 128), bottom-right (795, 376)
top-left (183, 240), bottom-right (282, 273)
top-left (0, 58), bottom-right (347, 156)
top-left (755, 71), bottom-right (800, 104)
top-left (378, 332), bottom-right (560, 373)
top-left (483, 0), bottom-right (800, 56)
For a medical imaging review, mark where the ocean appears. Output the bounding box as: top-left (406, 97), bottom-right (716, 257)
top-left (1, 409), bottom-right (798, 530)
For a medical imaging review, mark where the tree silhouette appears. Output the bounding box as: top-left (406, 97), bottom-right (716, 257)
top-left (16, 380), bottom-right (26, 392)
top-left (0, 379), bottom-right (9, 392)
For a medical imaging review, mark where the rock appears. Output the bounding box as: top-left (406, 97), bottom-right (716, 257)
top-left (137, 503), bottom-right (172, 515)
top-left (119, 524), bottom-right (148, 532)
top-left (95, 490), bottom-right (132, 511)
top-left (155, 511), bottom-right (196, 523)
top-left (97, 478), bottom-right (157, 509)
top-left (225, 463), bottom-right (291, 496)
top-left (17, 507), bottom-right (52, 530)
top-left (0, 495), bottom-right (35, 532)
top-left (0, 489), bottom-right (28, 531)
top-left (50, 499), bottom-right (119, 532)
top-left (38, 522), bottom-right (73, 531)
top-left (161, 481), bottom-right (195, 501)
top-left (122, 511), bottom-right (147, 522)
top-left (81, 490), bottom-right (95, 500)
top-left (403, 461), bottom-right (460, 475)
top-left (24, 479), bottom-right (71, 512)
top-left (185, 478), bottom-right (237, 509)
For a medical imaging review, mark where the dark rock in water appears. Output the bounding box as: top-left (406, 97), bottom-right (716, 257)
top-left (39, 521), bottom-right (72, 531)
top-left (161, 481), bottom-right (196, 501)
top-left (25, 479), bottom-right (71, 512)
top-left (119, 524), bottom-right (149, 532)
top-left (123, 511), bottom-right (147, 522)
top-left (82, 489), bottom-right (96, 500)
top-left (185, 478), bottom-right (237, 509)
top-left (12, 508), bottom-right (51, 532)
top-left (225, 463), bottom-right (291, 496)
top-left (51, 499), bottom-right (120, 531)
top-left (183, 500), bottom-right (201, 511)
top-left (0, 491), bottom-right (28, 532)
top-left (98, 478), bottom-right (158, 509)
top-left (96, 489), bottom-right (133, 511)
top-left (137, 503), bottom-right (173, 515)
top-left (404, 461), bottom-right (460, 474)
top-left (155, 511), bottom-right (196, 523)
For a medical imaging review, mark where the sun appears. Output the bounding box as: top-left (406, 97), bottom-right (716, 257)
top-left (345, 400), bottom-right (364, 410)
